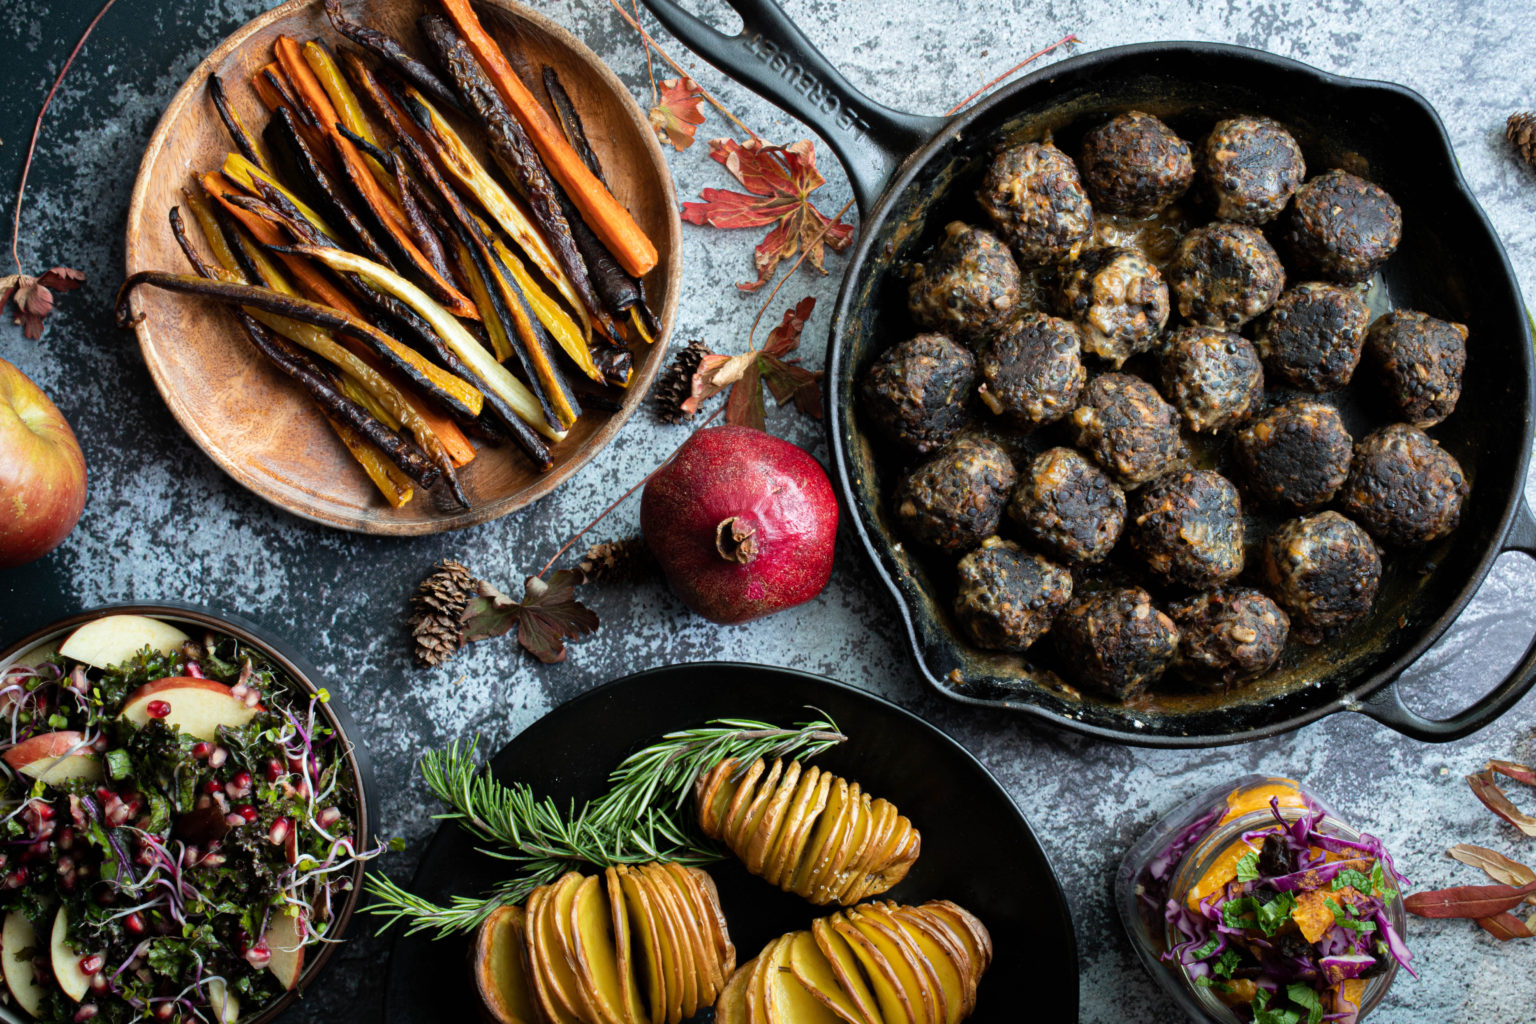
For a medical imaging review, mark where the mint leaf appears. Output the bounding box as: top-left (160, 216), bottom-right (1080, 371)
top-left (1333, 868), bottom-right (1373, 891)
top-left (1236, 851), bottom-right (1261, 882)
top-left (1256, 892), bottom-right (1297, 936)
top-left (1286, 984), bottom-right (1325, 1024)
top-left (1213, 949), bottom-right (1243, 978)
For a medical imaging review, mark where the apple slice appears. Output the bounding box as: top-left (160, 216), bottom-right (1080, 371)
top-left (206, 977), bottom-right (241, 1024)
top-left (119, 676), bottom-right (258, 741)
top-left (264, 908), bottom-right (306, 991)
top-left (58, 614), bottom-right (188, 670)
top-left (811, 918), bottom-right (882, 1024)
top-left (765, 932), bottom-right (842, 1024)
top-left (7, 640), bottom-right (58, 673)
top-left (524, 884), bottom-right (581, 1024)
top-left (847, 908), bottom-right (942, 1024)
top-left (3, 909), bottom-right (47, 1018)
top-left (765, 766), bottom-right (827, 888)
top-left (743, 759), bottom-right (802, 876)
top-left (787, 928), bottom-right (872, 1024)
top-left (2, 731), bottom-right (103, 787)
top-left (474, 905), bottom-right (539, 1024)
top-left (569, 875), bottom-right (629, 1024)
top-left (832, 914), bottom-right (916, 1024)
top-left (49, 907), bottom-right (94, 1002)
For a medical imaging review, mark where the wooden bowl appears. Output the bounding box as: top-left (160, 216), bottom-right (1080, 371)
top-left (123, 0), bottom-right (681, 534)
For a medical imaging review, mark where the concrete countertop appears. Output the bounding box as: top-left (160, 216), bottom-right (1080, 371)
top-left (2, 0), bottom-right (1534, 1020)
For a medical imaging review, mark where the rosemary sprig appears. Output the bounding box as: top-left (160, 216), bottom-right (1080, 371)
top-left (364, 713), bottom-right (845, 937)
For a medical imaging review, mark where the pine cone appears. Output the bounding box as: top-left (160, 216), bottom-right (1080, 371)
top-left (409, 559), bottom-right (478, 667)
top-left (653, 339), bottom-right (710, 424)
top-left (577, 537), bottom-right (654, 583)
top-left (1509, 111), bottom-right (1536, 170)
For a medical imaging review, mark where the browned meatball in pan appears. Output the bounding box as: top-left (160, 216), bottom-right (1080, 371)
top-left (1286, 170), bottom-right (1402, 283)
top-left (1254, 282), bottom-right (1371, 392)
top-left (954, 538), bottom-right (1074, 651)
top-left (1364, 310), bottom-right (1468, 427)
top-left (1007, 446), bottom-right (1127, 564)
top-left (1262, 511), bottom-right (1381, 643)
top-left (1169, 223), bottom-right (1286, 328)
top-left (1078, 111), bottom-right (1195, 217)
top-left (1233, 399), bottom-right (1353, 509)
top-left (1199, 115), bottom-right (1306, 225)
top-left (976, 312), bottom-right (1086, 426)
top-left (1071, 373), bottom-right (1184, 487)
top-left (1160, 326), bottom-right (1264, 433)
top-left (861, 333), bottom-right (977, 454)
top-left (978, 140), bottom-right (1094, 266)
top-left (906, 221), bottom-right (1023, 341)
top-left (1054, 586), bottom-right (1180, 700)
top-left (1129, 470), bottom-right (1246, 590)
top-left (1169, 588), bottom-right (1290, 686)
top-left (1337, 423), bottom-right (1469, 546)
top-left (1055, 246), bottom-right (1170, 367)
top-left (894, 436), bottom-right (1016, 553)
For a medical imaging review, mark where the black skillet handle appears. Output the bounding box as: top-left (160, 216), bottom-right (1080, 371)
top-left (1359, 499), bottom-right (1536, 741)
top-left (637, 0), bottom-right (946, 213)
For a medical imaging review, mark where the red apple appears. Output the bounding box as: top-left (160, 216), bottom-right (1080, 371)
top-left (119, 677), bottom-right (260, 740)
top-left (265, 909), bottom-right (307, 990)
top-left (0, 357), bottom-right (86, 568)
top-left (50, 907), bottom-right (94, 1002)
top-left (58, 614), bottom-right (189, 670)
top-left (1, 730), bottom-right (103, 786)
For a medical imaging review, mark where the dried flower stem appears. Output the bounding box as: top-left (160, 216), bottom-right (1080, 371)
top-left (12, 0), bottom-right (119, 275)
top-left (944, 34), bottom-right (1079, 116)
top-left (631, 0), bottom-right (660, 107)
top-left (607, 0), bottom-right (761, 141)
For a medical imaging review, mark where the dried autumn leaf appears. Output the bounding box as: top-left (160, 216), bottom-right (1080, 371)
top-left (679, 297), bottom-right (820, 428)
top-left (757, 295), bottom-right (821, 419)
top-left (681, 138), bottom-right (854, 291)
top-left (649, 76), bottom-right (706, 151)
top-left (1468, 770), bottom-right (1536, 837)
top-left (1404, 879), bottom-right (1536, 919)
top-left (459, 571), bottom-right (599, 664)
top-left (1448, 844), bottom-right (1536, 889)
top-left (1488, 760), bottom-right (1536, 787)
top-left (1476, 911), bottom-right (1535, 941)
top-left (0, 266), bottom-right (84, 340)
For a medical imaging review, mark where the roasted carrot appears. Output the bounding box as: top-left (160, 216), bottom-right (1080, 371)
top-left (323, 0), bottom-right (464, 116)
top-left (301, 39), bottom-right (393, 192)
top-left (436, 0), bottom-right (657, 277)
top-left (208, 74), bottom-right (272, 174)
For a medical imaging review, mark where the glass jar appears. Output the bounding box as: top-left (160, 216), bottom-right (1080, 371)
top-left (1114, 774), bottom-right (1407, 1024)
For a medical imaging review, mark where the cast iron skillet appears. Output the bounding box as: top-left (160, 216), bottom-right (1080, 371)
top-left (642, 0), bottom-right (1536, 746)
top-left (382, 663), bottom-right (1077, 1021)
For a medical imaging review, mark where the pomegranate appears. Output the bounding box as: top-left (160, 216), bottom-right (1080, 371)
top-left (640, 425), bottom-right (838, 625)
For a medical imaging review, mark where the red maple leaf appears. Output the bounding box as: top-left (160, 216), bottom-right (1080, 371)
top-left (459, 571), bottom-right (599, 664)
top-left (681, 296), bottom-right (820, 428)
top-left (0, 266), bottom-right (84, 339)
top-left (648, 77), bottom-right (706, 151)
top-left (681, 139), bottom-right (854, 291)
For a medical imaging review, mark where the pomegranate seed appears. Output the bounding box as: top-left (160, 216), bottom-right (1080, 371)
top-left (153, 1003), bottom-right (175, 1020)
top-left (90, 735), bottom-right (109, 753)
top-left (89, 972), bottom-right (108, 993)
top-left (225, 813), bottom-right (247, 828)
top-left (241, 689), bottom-right (260, 708)
top-left (237, 805), bottom-right (258, 823)
top-left (104, 799), bottom-right (130, 828)
top-left (95, 889), bottom-right (115, 906)
top-left (33, 802), bottom-right (54, 821)
top-left (145, 700), bottom-right (171, 719)
top-left (201, 852), bottom-right (227, 869)
top-left (269, 817), bottom-right (291, 846)
top-left (5, 868), bottom-right (27, 889)
top-left (265, 759), bottom-right (284, 783)
top-left (207, 746), bottom-right (228, 769)
top-left (24, 839), bottom-right (50, 861)
top-left (202, 780), bottom-right (222, 795)
top-left (124, 912), bottom-right (145, 934)
top-left (317, 806), bottom-right (342, 828)
top-left (57, 826), bottom-right (75, 850)
top-left (191, 742), bottom-right (212, 758)
top-left (73, 1005), bottom-right (98, 1022)
top-left (79, 954), bottom-right (102, 974)
top-left (212, 792), bottom-right (229, 814)
top-left (58, 855), bottom-right (74, 875)
top-left (94, 787), bottom-right (112, 802)
top-left (225, 772), bottom-right (252, 798)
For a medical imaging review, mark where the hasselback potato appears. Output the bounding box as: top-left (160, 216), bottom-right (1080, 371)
top-left (717, 900), bottom-right (992, 1024)
top-left (695, 757), bottom-right (921, 905)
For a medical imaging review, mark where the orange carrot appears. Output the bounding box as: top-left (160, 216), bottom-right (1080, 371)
top-left (437, 0), bottom-right (657, 278)
top-left (273, 36), bottom-right (479, 320)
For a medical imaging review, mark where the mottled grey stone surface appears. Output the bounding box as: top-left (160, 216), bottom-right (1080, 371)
top-left (2, 0), bottom-right (1535, 1021)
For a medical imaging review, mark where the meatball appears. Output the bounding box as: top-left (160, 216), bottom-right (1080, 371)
top-left (1071, 373), bottom-right (1184, 487)
top-left (1234, 399), bottom-right (1353, 509)
top-left (1254, 282), bottom-right (1371, 392)
top-left (1262, 511), bottom-right (1381, 643)
top-left (1169, 222), bottom-right (1285, 329)
top-left (1129, 470), bottom-right (1245, 589)
top-left (978, 140), bottom-right (1094, 266)
top-left (861, 333), bottom-right (977, 453)
top-left (1199, 116), bottom-right (1306, 225)
top-left (894, 437), bottom-right (1016, 553)
top-left (976, 312), bottom-right (1086, 426)
top-left (1055, 246), bottom-right (1170, 367)
top-left (1337, 423), bottom-right (1469, 546)
top-left (954, 539), bottom-right (1074, 651)
top-left (1160, 326), bottom-right (1264, 433)
top-left (1078, 111), bottom-right (1195, 217)
top-left (1286, 170), bottom-right (1402, 283)
top-left (906, 221), bottom-right (1023, 341)
top-left (1169, 588), bottom-right (1290, 686)
top-left (1007, 446), bottom-right (1127, 563)
top-left (1054, 586), bottom-right (1180, 701)
top-left (1365, 310), bottom-right (1468, 427)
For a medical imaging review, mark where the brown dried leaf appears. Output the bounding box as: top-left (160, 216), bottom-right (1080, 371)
top-left (1468, 770), bottom-right (1536, 836)
top-left (458, 571), bottom-right (598, 664)
top-left (648, 77), bottom-right (706, 151)
top-left (1489, 760), bottom-right (1536, 787)
top-left (1476, 911), bottom-right (1535, 941)
top-left (2, 266), bottom-right (84, 340)
top-left (1448, 844), bottom-right (1536, 889)
top-left (1404, 879), bottom-right (1536, 919)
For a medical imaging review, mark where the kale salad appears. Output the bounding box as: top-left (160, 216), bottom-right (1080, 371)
top-left (0, 615), bottom-right (375, 1023)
